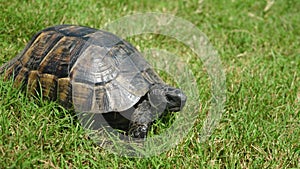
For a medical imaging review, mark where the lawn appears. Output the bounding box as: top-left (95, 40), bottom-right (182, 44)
top-left (0, 0), bottom-right (299, 168)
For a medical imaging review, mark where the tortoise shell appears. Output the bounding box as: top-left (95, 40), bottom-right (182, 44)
top-left (0, 25), bottom-right (163, 113)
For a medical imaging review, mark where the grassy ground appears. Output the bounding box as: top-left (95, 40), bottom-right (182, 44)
top-left (0, 0), bottom-right (299, 168)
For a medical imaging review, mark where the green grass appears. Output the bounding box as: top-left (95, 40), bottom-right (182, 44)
top-left (0, 0), bottom-right (299, 168)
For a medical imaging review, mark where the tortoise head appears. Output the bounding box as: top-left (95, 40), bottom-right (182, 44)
top-left (148, 84), bottom-right (187, 113)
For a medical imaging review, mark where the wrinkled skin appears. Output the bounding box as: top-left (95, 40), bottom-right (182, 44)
top-left (129, 84), bottom-right (187, 138)
top-left (80, 83), bottom-right (187, 139)
top-left (0, 25), bottom-right (187, 139)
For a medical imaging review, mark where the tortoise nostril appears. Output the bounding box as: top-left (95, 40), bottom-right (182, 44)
top-left (1, 24), bottom-right (187, 140)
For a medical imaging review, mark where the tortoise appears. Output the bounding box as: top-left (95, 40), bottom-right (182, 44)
top-left (0, 25), bottom-right (186, 138)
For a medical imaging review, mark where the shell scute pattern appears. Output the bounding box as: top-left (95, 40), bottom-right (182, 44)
top-left (0, 25), bottom-right (158, 112)
top-left (70, 45), bottom-right (119, 85)
top-left (0, 25), bottom-right (166, 113)
top-left (0, 25), bottom-right (187, 138)
top-left (38, 36), bottom-right (84, 78)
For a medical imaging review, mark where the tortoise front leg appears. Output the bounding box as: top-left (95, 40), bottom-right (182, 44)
top-left (129, 100), bottom-right (156, 138)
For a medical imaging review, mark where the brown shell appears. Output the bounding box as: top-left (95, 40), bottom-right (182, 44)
top-left (0, 25), bottom-right (163, 113)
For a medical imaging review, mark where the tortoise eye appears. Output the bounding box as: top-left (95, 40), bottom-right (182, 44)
top-left (0, 24), bottom-right (186, 140)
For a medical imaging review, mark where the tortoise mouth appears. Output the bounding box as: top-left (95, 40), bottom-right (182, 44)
top-left (166, 92), bottom-right (187, 112)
